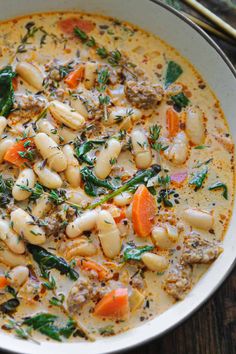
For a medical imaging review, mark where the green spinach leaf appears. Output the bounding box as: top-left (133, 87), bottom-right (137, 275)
top-left (171, 92), bottom-right (189, 108)
top-left (189, 167), bottom-right (208, 190)
top-left (123, 244), bottom-right (154, 261)
top-left (0, 66), bottom-right (16, 117)
top-left (80, 166), bottom-right (115, 196)
top-left (165, 61), bottom-right (183, 88)
top-left (208, 181), bottom-right (228, 200)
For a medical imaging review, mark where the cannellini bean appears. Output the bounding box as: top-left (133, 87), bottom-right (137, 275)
top-left (8, 266), bottom-right (29, 287)
top-left (49, 100), bottom-right (85, 130)
top-left (65, 238), bottom-right (97, 259)
top-left (37, 119), bottom-right (60, 143)
top-left (94, 138), bottom-right (122, 179)
top-left (34, 161), bottom-right (63, 189)
top-left (84, 62), bottom-right (97, 89)
top-left (66, 210), bottom-right (98, 238)
top-left (0, 219), bottom-right (25, 254)
top-left (31, 195), bottom-right (51, 218)
top-left (11, 208), bottom-right (46, 245)
top-left (183, 208), bottom-right (213, 230)
top-left (97, 210), bottom-right (121, 259)
top-left (164, 132), bottom-right (188, 165)
top-left (16, 62), bottom-right (44, 90)
top-left (152, 226), bottom-right (172, 249)
top-left (57, 125), bottom-right (78, 143)
top-left (34, 132), bottom-right (67, 172)
top-left (63, 145), bottom-right (81, 187)
top-left (113, 192), bottom-right (133, 207)
top-left (165, 224), bottom-right (179, 242)
top-left (0, 116), bottom-right (7, 137)
top-left (141, 252), bottom-right (169, 272)
top-left (67, 188), bottom-right (92, 208)
top-left (186, 108), bottom-right (205, 145)
top-left (0, 139), bottom-right (14, 163)
top-left (105, 107), bottom-right (142, 126)
top-left (12, 168), bottom-right (36, 201)
top-left (0, 245), bottom-right (27, 266)
top-left (131, 129), bottom-right (152, 169)
top-left (70, 98), bottom-right (89, 119)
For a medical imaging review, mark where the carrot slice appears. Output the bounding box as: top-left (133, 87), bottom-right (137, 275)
top-left (166, 108), bottom-right (179, 138)
top-left (77, 259), bottom-right (109, 281)
top-left (4, 138), bottom-right (34, 167)
top-left (0, 276), bottom-right (8, 288)
top-left (114, 207), bottom-right (126, 224)
top-left (64, 66), bottom-right (84, 89)
top-left (58, 18), bottom-right (95, 34)
top-left (132, 185), bottom-right (156, 237)
top-left (94, 288), bottom-right (129, 319)
top-left (12, 77), bottom-right (18, 91)
top-left (171, 171), bottom-right (188, 187)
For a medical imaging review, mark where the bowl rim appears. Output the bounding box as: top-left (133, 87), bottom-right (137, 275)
top-left (0, 1), bottom-right (235, 353)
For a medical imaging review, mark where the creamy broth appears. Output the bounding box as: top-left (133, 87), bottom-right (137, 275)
top-left (0, 12), bottom-right (234, 342)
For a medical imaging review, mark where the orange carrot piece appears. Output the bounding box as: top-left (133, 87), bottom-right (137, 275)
top-left (64, 66), bottom-right (84, 89)
top-left (0, 276), bottom-right (8, 288)
top-left (58, 18), bottom-right (95, 34)
top-left (94, 288), bottom-right (129, 319)
top-left (4, 138), bottom-right (34, 167)
top-left (171, 171), bottom-right (188, 187)
top-left (12, 77), bottom-right (18, 91)
top-left (78, 259), bottom-right (109, 281)
top-left (114, 207), bottom-right (126, 224)
top-left (132, 185), bottom-right (156, 237)
top-left (166, 108), bottom-right (179, 138)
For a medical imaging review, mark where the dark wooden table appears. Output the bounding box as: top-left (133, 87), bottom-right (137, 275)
top-left (125, 2), bottom-right (236, 354)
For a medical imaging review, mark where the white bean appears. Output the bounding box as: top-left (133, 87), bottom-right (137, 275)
top-left (65, 238), bottom-right (97, 259)
top-left (37, 119), bottom-right (60, 143)
top-left (84, 62), bottom-right (97, 89)
top-left (113, 192), bottom-right (133, 207)
top-left (8, 266), bottom-right (29, 287)
top-left (131, 129), bottom-right (152, 169)
top-left (16, 62), bottom-right (44, 90)
top-left (94, 138), bottom-right (122, 179)
top-left (49, 100), bottom-right (85, 130)
top-left (0, 139), bottom-right (14, 163)
top-left (12, 168), bottom-right (36, 201)
top-left (105, 107), bottom-right (142, 126)
top-left (34, 161), bottom-right (63, 189)
top-left (70, 98), bottom-right (89, 119)
top-left (141, 252), bottom-right (169, 272)
top-left (57, 126), bottom-right (78, 143)
top-left (63, 144), bottom-right (81, 187)
top-left (0, 116), bottom-right (7, 137)
top-left (67, 188), bottom-right (92, 208)
top-left (186, 108), bottom-right (205, 145)
top-left (34, 132), bottom-right (67, 172)
top-left (97, 210), bottom-right (121, 259)
top-left (183, 208), bottom-right (213, 230)
top-left (11, 208), bottom-right (46, 245)
top-left (0, 219), bottom-right (25, 254)
top-left (66, 210), bottom-right (98, 239)
top-left (31, 195), bottom-right (51, 218)
top-left (152, 226), bottom-right (172, 249)
top-left (165, 224), bottom-right (179, 242)
top-left (164, 132), bottom-right (188, 165)
top-left (0, 245), bottom-right (27, 266)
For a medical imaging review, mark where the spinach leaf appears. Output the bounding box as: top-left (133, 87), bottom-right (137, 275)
top-left (0, 66), bottom-right (16, 117)
top-left (98, 325), bottom-right (115, 336)
top-left (75, 140), bottom-right (105, 166)
top-left (0, 298), bottom-right (20, 314)
top-left (23, 313), bottom-right (76, 342)
top-left (59, 319), bottom-right (77, 338)
top-left (208, 181), bottom-right (228, 200)
top-left (88, 165), bottom-right (161, 209)
top-left (189, 167), bottom-right (208, 190)
top-left (0, 175), bottom-right (13, 208)
top-left (27, 244), bottom-right (79, 280)
top-left (165, 61), bottom-right (183, 88)
top-left (80, 166), bottom-right (115, 196)
top-left (23, 313), bottom-right (57, 329)
top-left (171, 92), bottom-right (189, 109)
top-left (123, 244), bottom-right (154, 261)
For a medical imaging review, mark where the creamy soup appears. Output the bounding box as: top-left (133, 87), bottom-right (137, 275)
top-left (0, 12), bottom-right (234, 343)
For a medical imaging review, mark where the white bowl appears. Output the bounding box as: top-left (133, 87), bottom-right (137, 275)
top-left (0, 1), bottom-right (235, 353)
